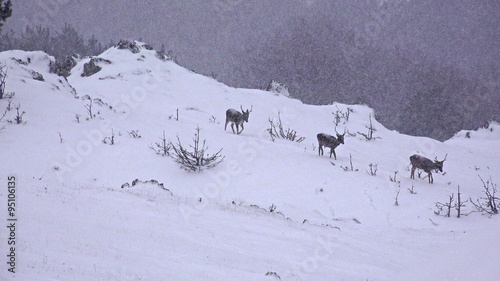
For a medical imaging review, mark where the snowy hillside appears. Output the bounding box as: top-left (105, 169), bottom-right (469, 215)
top-left (0, 42), bottom-right (499, 281)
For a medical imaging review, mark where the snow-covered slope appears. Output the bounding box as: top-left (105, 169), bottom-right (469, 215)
top-left (0, 42), bottom-right (498, 281)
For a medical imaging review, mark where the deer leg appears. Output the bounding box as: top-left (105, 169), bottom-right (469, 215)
top-left (318, 145), bottom-right (322, 156)
top-left (224, 119), bottom-right (229, 131)
top-left (410, 166), bottom-right (415, 179)
top-left (230, 123), bottom-right (236, 134)
top-left (429, 172), bottom-right (433, 183)
top-left (238, 123), bottom-right (244, 134)
top-left (331, 149), bottom-right (337, 160)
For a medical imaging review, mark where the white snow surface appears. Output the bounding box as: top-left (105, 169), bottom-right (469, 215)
top-left (0, 43), bottom-right (499, 281)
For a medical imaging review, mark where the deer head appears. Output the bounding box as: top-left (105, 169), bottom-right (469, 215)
top-left (433, 154), bottom-right (448, 172)
top-left (240, 105), bottom-right (253, 122)
top-left (335, 127), bottom-right (346, 144)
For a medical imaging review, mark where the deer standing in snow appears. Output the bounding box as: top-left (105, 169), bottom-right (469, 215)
top-left (409, 154), bottom-right (447, 183)
top-left (225, 106), bottom-right (253, 134)
top-left (317, 128), bottom-right (346, 159)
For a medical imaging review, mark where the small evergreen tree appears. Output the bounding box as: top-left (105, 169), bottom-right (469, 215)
top-left (19, 25), bottom-right (52, 53)
top-left (0, 0), bottom-right (12, 32)
top-left (0, 29), bottom-right (15, 51)
top-left (86, 34), bottom-right (102, 56)
top-left (51, 23), bottom-right (86, 59)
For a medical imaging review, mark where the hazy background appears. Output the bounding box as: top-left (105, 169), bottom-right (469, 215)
top-left (3, 0), bottom-right (499, 140)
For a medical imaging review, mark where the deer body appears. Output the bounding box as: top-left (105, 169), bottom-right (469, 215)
top-left (409, 154), bottom-right (446, 183)
top-left (317, 132), bottom-right (345, 159)
top-left (225, 106), bottom-right (252, 134)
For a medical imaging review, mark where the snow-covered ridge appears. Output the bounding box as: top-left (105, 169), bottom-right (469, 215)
top-left (449, 121), bottom-right (499, 141)
top-left (0, 42), bottom-right (499, 281)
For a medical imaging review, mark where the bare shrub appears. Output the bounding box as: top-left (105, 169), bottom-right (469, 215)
top-left (102, 129), bottom-right (115, 145)
top-left (209, 115), bottom-right (218, 124)
top-left (85, 98), bottom-right (94, 119)
top-left (394, 188), bottom-right (401, 206)
top-left (7, 103), bottom-right (26, 124)
top-left (407, 183), bottom-right (417, 194)
top-left (267, 111), bottom-right (305, 142)
top-left (389, 171), bottom-right (399, 183)
top-left (332, 105), bottom-right (352, 126)
top-left (268, 204), bottom-right (277, 213)
top-left (128, 130), bottom-right (141, 138)
top-left (0, 63), bottom-right (6, 99)
top-left (435, 193), bottom-right (454, 217)
top-left (435, 186), bottom-right (469, 218)
top-left (470, 176), bottom-right (498, 215)
top-left (0, 109), bottom-right (6, 131)
top-left (168, 108), bottom-right (179, 121)
top-left (367, 163), bottom-right (378, 176)
top-left (358, 114), bottom-right (380, 140)
top-left (340, 154), bottom-right (357, 171)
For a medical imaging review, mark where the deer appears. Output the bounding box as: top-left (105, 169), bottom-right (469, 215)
top-left (410, 154), bottom-right (447, 183)
top-left (317, 128), bottom-right (346, 159)
top-left (225, 105), bottom-right (253, 134)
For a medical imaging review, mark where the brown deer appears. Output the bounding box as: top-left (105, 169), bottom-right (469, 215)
top-left (225, 105), bottom-right (253, 134)
top-left (410, 154), bottom-right (447, 183)
top-left (317, 128), bottom-right (346, 159)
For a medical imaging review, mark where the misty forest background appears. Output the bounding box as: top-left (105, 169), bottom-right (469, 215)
top-left (1, 0), bottom-right (498, 141)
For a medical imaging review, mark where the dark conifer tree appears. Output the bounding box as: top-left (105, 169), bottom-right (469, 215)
top-left (0, 0), bottom-right (12, 32)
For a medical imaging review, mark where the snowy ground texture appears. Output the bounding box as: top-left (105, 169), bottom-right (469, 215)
top-left (0, 42), bottom-right (499, 281)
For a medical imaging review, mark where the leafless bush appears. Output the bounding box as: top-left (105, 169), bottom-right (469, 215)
top-left (435, 186), bottom-right (469, 218)
top-left (265, 272), bottom-right (281, 279)
top-left (7, 103), bottom-right (26, 124)
top-left (332, 105), bottom-right (353, 126)
top-left (85, 98), bottom-right (95, 119)
top-left (394, 188), bottom-right (401, 206)
top-left (169, 126), bottom-right (224, 172)
top-left (102, 129), bottom-right (115, 145)
top-left (407, 183), bottom-right (417, 194)
top-left (470, 176), bottom-right (498, 215)
top-left (358, 114), bottom-right (380, 141)
top-left (435, 193), bottom-right (454, 217)
top-left (149, 130), bottom-right (171, 156)
top-left (0, 109), bottom-right (6, 131)
top-left (267, 111), bottom-right (305, 142)
top-left (0, 64), bottom-right (6, 99)
top-left (340, 154), bottom-right (357, 171)
top-left (209, 115), bottom-right (218, 124)
top-left (0, 65), bottom-right (14, 99)
top-left (389, 171), bottom-right (399, 183)
top-left (6, 99), bottom-right (12, 111)
top-left (128, 130), bottom-right (141, 138)
top-left (367, 163), bottom-right (378, 176)
top-left (169, 108), bottom-right (179, 121)
top-left (268, 203), bottom-right (277, 213)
